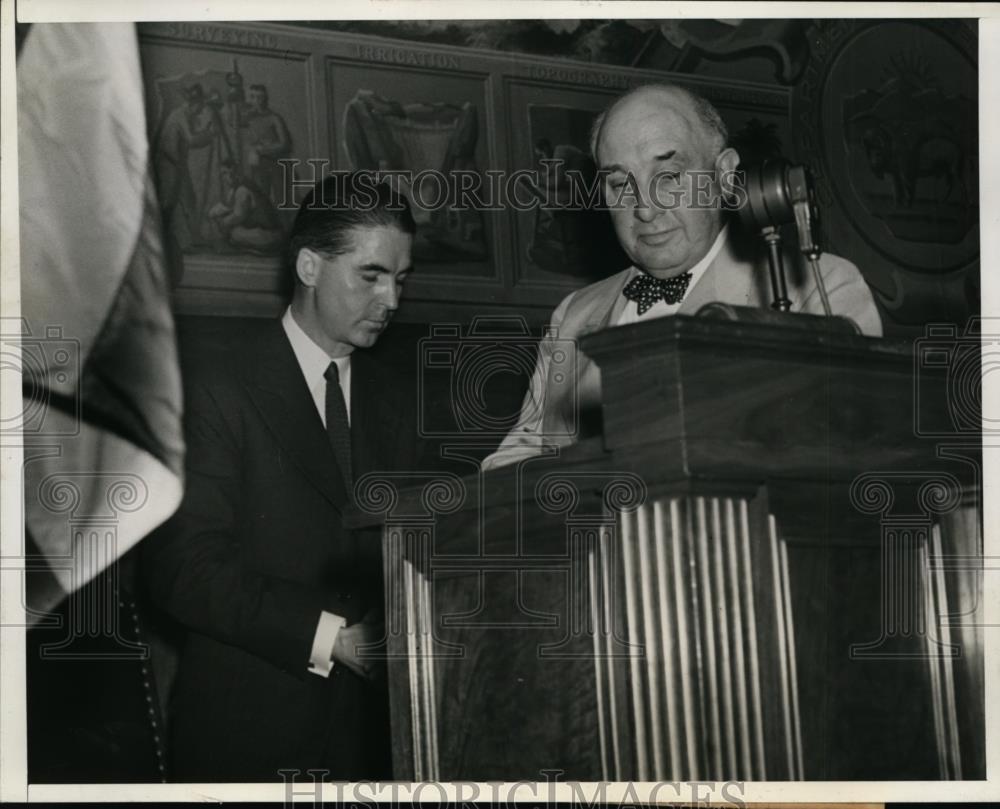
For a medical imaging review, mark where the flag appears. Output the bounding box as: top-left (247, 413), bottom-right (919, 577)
top-left (17, 23), bottom-right (184, 620)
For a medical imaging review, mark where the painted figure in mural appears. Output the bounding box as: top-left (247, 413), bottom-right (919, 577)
top-left (154, 83), bottom-right (216, 251)
top-left (243, 83), bottom-right (293, 207)
top-left (207, 160), bottom-right (285, 254)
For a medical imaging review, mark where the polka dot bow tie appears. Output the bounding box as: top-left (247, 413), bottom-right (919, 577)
top-left (622, 271), bottom-right (693, 315)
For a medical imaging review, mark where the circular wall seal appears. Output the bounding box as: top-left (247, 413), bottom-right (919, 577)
top-left (797, 21), bottom-right (978, 274)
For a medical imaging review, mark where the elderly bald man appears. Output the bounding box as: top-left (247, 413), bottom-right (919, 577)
top-left (483, 83), bottom-right (882, 470)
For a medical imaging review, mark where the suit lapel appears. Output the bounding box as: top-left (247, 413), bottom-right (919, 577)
top-left (350, 349), bottom-right (407, 480)
top-left (564, 268), bottom-right (638, 425)
top-left (678, 233), bottom-right (760, 315)
top-left (585, 267), bottom-right (637, 334)
top-left (242, 322), bottom-right (349, 509)
top-left (575, 267), bottom-right (636, 387)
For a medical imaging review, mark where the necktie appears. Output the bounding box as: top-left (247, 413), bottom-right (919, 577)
top-left (324, 361), bottom-right (353, 493)
top-left (622, 271), bottom-right (693, 315)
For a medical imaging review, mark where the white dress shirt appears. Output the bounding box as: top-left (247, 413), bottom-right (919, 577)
top-left (282, 306), bottom-right (351, 426)
top-left (616, 224), bottom-right (729, 326)
top-left (281, 306), bottom-right (351, 678)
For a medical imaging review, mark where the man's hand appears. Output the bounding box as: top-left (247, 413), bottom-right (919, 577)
top-left (331, 610), bottom-right (385, 681)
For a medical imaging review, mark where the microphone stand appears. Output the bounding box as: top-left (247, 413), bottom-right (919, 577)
top-left (762, 225), bottom-right (792, 312)
top-left (738, 159), bottom-right (831, 316)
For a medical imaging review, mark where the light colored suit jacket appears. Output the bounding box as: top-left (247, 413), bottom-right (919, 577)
top-left (482, 234), bottom-right (883, 470)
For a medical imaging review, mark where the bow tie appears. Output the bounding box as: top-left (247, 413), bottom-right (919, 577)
top-left (622, 271), bottom-right (693, 315)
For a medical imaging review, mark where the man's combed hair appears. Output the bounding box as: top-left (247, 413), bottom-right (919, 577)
top-left (284, 172), bottom-right (416, 286)
top-left (589, 83), bottom-right (729, 159)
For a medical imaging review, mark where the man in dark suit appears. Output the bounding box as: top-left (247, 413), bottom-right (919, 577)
top-left (144, 174), bottom-right (421, 782)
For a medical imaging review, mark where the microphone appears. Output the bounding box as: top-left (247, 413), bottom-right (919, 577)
top-left (735, 159), bottom-right (832, 317)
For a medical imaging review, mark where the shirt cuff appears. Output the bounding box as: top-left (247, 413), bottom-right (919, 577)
top-left (308, 610), bottom-right (346, 678)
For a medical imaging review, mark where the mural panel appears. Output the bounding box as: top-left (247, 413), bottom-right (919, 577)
top-left (140, 38), bottom-right (312, 287)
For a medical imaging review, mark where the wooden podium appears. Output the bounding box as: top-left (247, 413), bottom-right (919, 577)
top-left (350, 312), bottom-right (984, 781)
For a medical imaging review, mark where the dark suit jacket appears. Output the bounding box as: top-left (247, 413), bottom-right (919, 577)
top-left (143, 320), bottom-right (430, 782)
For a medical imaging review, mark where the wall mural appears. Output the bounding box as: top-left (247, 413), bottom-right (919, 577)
top-left (140, 20), bottom-right (963, 330)
top-left (832, 29), bottom-right (977, 272)
top-left (150, 60), bottom-right (294, 267)
top-left (519, 104), bottom-right (623, 278)
top-left (296, 19), bottom-right (810, 83)
top-left (793, 19), bottom-right (978, 327)
top-left (342, 90), bottom-right (487, 263)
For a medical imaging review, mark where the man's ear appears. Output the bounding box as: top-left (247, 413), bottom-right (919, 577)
top-left (295, 248), bottom-right (321, 288)
top-left (715, 147), bottom-right (741, 196)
